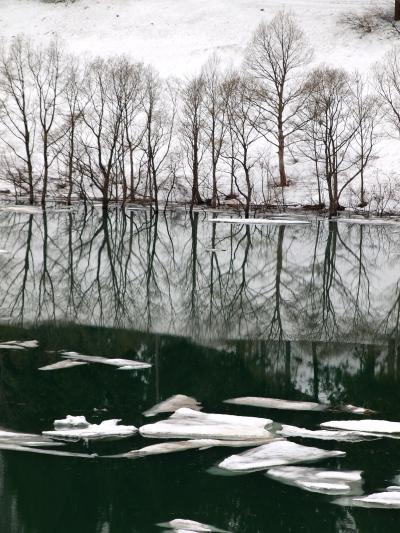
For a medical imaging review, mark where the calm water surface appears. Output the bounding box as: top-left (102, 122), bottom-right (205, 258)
top-left (0, 207), bottom-right (400, 532)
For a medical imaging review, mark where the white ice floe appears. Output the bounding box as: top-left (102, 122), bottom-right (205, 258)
top-left (140, 408), bottom-right (273, 441)
top-left (336, 404), bottom-right (375, 415)
top-left (118, 436), bottom-right (278, 459)
top-left (0, 340), bottom-right (39, 350)
top-left (217, 440), bottom-right (345, 473)
top-left (225, 397), bottom-right (328, 411)
top-left (158, 518), bottom-right (230, 532)
top-left (39, 360), bottom-right (87, 371)
top-left (0, 443), bottom-right (96, 458)
top-left (43, 419), bottom-right (138, 442)
top-left (266, 466), bottom-right (363, 495)
top-left (143, 395), bottom-right (202, 417)
top-left (209, 218), bottom-right (309, 226)
top-left (54, 416), bottom-right (90, 430)
top-left (336, 490), bottom-right (400, 509)
top-left (321, 419), bottom-right (400, 437)
top-left (0, 429), bottom-right (64, 448)
top-left (0, 206), bottom-right (43, 215)
top-left (61, 351), bottom-right (151, 369)
top-left (276, 424), bottom-right (375, 442)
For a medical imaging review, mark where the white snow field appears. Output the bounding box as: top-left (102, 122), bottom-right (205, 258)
top-left (0, 0), bottom-right (396, 77)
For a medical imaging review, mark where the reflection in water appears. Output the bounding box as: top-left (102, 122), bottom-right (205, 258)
top-left (0, 208), bottom-right (400, 532)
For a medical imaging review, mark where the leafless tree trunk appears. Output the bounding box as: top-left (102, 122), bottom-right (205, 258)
top-left (0, 37), bottom-right (36, 203)
top-left (247, 11), bottom-right (312, 187)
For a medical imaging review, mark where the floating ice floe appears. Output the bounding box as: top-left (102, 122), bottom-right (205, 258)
top-left (61, 351), bottom-right (151, 370)
top-left (43, 418), bottom-right (138, 442)
top-left (335, 489), bottom-right (400, 509)
top-left (276, 424), bottom-right (375, 442)
top-left (0, 340), bottom-right (39, 350)
top-left (143, 395), bottom-right (202, 417)
top-left (140, 408), bottom-right (273, 441)
top-left (336, 404), bottom-right (375, 415)
top-left (321, 419), bottom-right (400, 438)
top-left (266, 466), bottom-right (363, 495)
top-left (0, 205), bottom-right (43, 215)
top-left (39, 360), bottom-right (87, 371)
top-left (158, 518), bottom-right (230, 532)
top-left (54, 416), bottom-right (90, 429)
top-left (225, 397), bottom-right (328, 412)
top-left (0, 429), bottom-right (64, 448)
top-left (217, 440), bottom-right (345, 473)
top-left (116, 436), bottom-right (278, 459)
top-left (208, 218), bottom-right (309, 226)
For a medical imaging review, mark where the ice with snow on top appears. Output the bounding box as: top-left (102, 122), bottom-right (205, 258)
top-left (337, 404), bottom-right (375, 415)
top-left (54, 415), bottom-right (90, 429)
top-left (61, 351), bottom-right (151, 369)
top-left (43, 419), bottom-right (138, 442)
top-left (276, 424), bottom-right (375, 442)
top-left (139, 408), bottom-right (273, 441)
top-left (266, 466), bottom-right (363, 495)
top-left (0, 339), bottom-right (39, 350)
top-left (335, 490), bottom-right (400, 509)
top-left (217, 440), bottom-right (345, 473)
top-left (143, 394), bottom-right (202, 417)
top-left (225, 397), bottom-right (328, 411)
top-left (39, 360), bottom-right (87, 371)
top-left (209, 218), bottom-right (310, 226)
top-left (158, 518), bottom-right (230, 532)
top-left (321, 419), bottom-right (400, 436)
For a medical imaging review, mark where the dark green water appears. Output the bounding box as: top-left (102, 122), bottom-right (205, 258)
top-left (0, 207), bottom-right (400, 532)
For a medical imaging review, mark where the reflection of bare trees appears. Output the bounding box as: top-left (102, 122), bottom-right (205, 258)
top-left (0, 209), bottom-right (400, 346)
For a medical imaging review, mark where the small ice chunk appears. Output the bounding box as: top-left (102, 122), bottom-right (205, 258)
top-left (62, 352), bottom-right (151, 369)
top-left (140, 408), bottom-right (273, 441)
top-left (209, 218), bottom-right (309, 226)
top-left (337, 404), bottom-right (376, 415)
top-left (277, 424), bottom-right (375, 442)
top-left (43, 419), bottom-right (137, 442)
top-left (225, 397), bottom-right (328, 411)
top-left (321, 419), bottom-right (400, 436)
top-left (387, 486), bottom-right (400, 492)
top-left (0, 344), bottom-right (25, 350)
top-left (266, 466), bottom-right (363, 495)
top-left (0, 250), bottom-right (9, 254)
top-left (218, 440), bottom-right (345, 473)
top-left (39, 360), bottom-right (87, 371)
top-left (336, 490), bottom-right (400, 509)
top-left (0, 340), bottom-right (38, 350)
top-left (54, 416), bottom-right (90, 429)
top-left (158, 518), bottom-right (230, 532)
top-left (0, 443), bottom-right (96, 458)
top-left (143, 395), bottom-right (202, 417)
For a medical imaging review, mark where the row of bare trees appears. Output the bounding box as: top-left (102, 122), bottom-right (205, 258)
top-left (0, 11), bottom-right (400, 215)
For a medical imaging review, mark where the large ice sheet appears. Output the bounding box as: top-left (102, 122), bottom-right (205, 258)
top-left (143, 395), bottom-right (202, 417)
top-left (158, 518), bottom-right (230, 532)
top-left (266, 466), bottom-right (363, 495)
top-left (62, 351), bottom-right (151, 369)
top-left (140, 408), bottom-right (273, 441)
top-left (321, 419), bottom-right (400, 437)
top-left (218, 440), bottom-right (345, 473)
top-left (225, 397), bottom-right (328, 411)
top-left (43, 419), bottom-right (138, 442)
top-left (276, 424), bottom-right (375, 442)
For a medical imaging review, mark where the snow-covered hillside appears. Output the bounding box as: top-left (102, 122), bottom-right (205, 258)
top-left (0, 0), bottom-right (397, 76)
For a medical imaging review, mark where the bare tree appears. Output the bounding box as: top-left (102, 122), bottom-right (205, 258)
top-left (180, 73), bottom-right (206, 207)
top-left (375, 46), bottom-right (400, 136)
top-left (223, 72), bottom-right (261, 217)
top-left (202, 55), bottom-right (228, 208)
top-left (396, 0), bottom-right (400, 21)
top-left (28, 39), bottom-right (65, 206)
top-left (247, 11), bottom-right (312, 187)
top-left (0, 37), bottom-right (36, 203)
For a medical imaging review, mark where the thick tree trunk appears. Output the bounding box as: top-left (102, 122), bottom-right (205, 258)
top-left (396, 0), bottom-right (400, 21)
